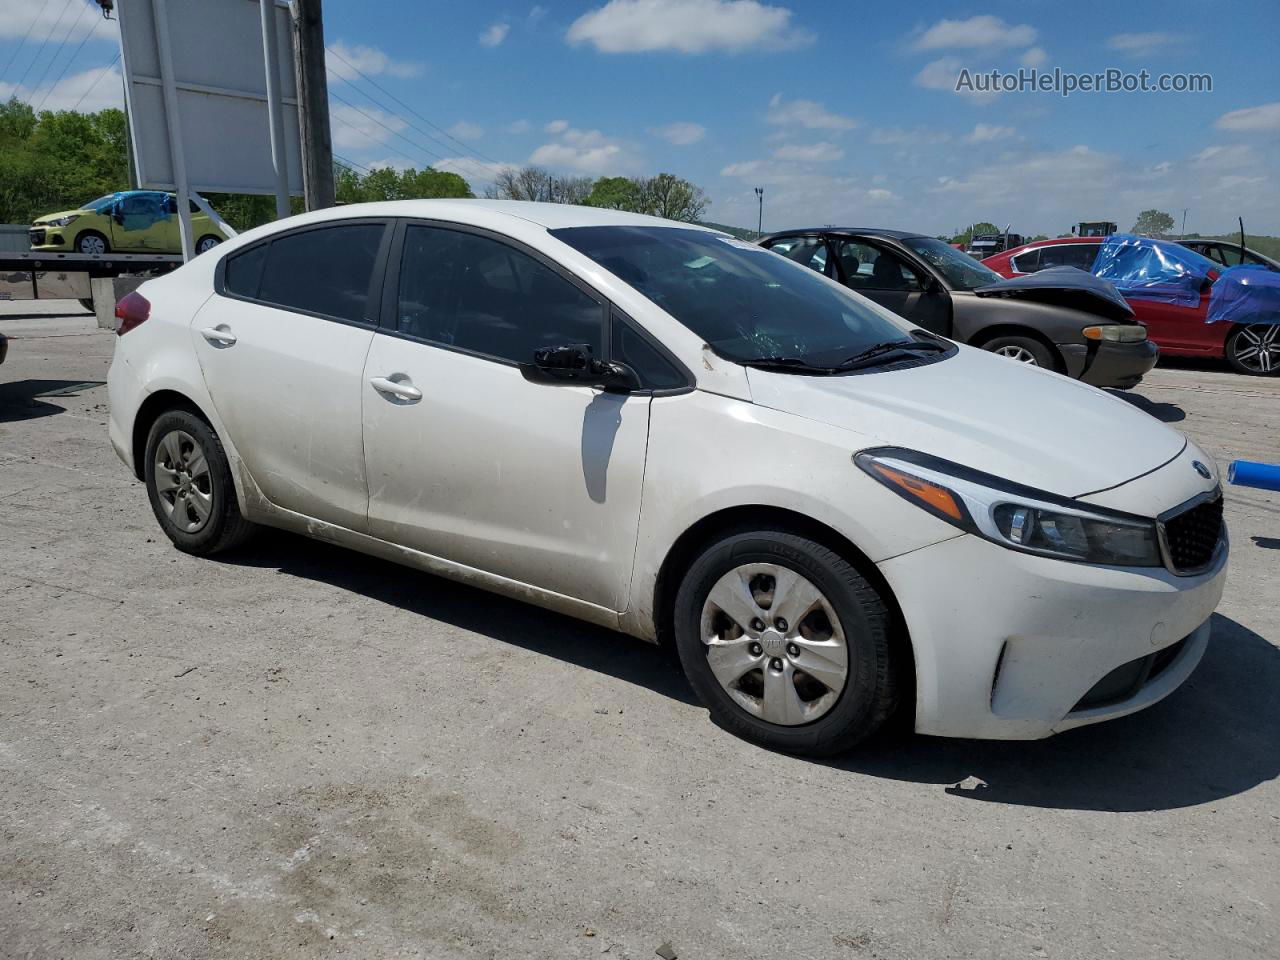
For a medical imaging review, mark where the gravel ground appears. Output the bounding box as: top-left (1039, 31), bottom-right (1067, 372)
top-left (2, 304), bottom-right (1277, 960)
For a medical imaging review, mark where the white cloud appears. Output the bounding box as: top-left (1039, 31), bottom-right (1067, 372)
top-left (1020, 46), bottom-right (1047, 68)
top-left (480, 22), bottom-right (511, 47)
top-left (330, 103), bottom-right (406, 150)
top-left (528, 5), bottom-right (550, 22)
top-left (866, 188), bottom-right (899, 202)
top-left (869, 127), bottom-right (951, 146)
top-left (1106, 32), bottom-right (1184, 56)
top-left (448, 121), bottom-right (484, 141)
top-left (545, 119), bottom-right (570, 133)
top-left (434, 156), bottom-right (517, 185)
top-left (772, 141), bottom-right (843, 163)
top-left (914, 57), bottom-right (998, 103)
top-left (530, 126), bottom-right (642, 174)
top-left (505, 119), bottom-right (533, 134)
top-left (566, 0), bottom-right (813, 54)
top-left (766, 93), bottom-right (857, 131)
top-left (963, 123), bottom-right (1016, 143)
top-left (0, 1), bottom-right (116, 42)
top-left (0, 63), bottom-right (122, 113)
top-left (910, 16), bottom-right (1036, 51)
top-left (651, 121), bottom-right (706, 145)
top-left (326, 41), bottom-right (423, 79)
top-left (1191, 144), bottom-right (1258, 169)
top-left (1215, 102), bottom-right (1280, 133)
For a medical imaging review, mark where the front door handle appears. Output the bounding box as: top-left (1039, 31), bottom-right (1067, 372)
top-left (369, 376), bottom-right (423, 403)
top-left (200, 325), bottom-right (237, 347)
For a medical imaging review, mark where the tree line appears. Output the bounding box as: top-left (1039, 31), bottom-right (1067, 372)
top-left (0, 98), bottom-right (709, 233)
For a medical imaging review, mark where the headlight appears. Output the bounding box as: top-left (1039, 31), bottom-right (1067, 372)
top-left (854, 447), bottom-right (1162, 567)
top-left (1082, 324), bottom-right (1147, 342)
top-left (48, 215), bottom-right (80, 227)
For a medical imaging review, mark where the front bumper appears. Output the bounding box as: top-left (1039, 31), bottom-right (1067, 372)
top-left (1061, 338), bottom-right (1159, 389)
top-left (878, 530), bottom-right (1226, 740)
top-left (28, 227), bottom-right (72, 251)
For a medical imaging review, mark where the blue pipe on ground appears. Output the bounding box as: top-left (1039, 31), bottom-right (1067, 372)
top-left (1228, 461), bottom-right (1280, 492)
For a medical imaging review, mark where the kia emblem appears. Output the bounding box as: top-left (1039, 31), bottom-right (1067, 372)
top-left (1192, 460), bottom-right (1212, 480)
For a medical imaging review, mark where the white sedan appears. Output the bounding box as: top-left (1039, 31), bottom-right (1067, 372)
top-left (107, 201), bottom-right (1228, 755)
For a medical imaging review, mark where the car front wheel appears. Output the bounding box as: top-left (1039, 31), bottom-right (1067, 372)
top-left (75, 231), bottom-right (109, 255)
top-left (144, 409), bottom-right (255, 555)
top-left (983, 334), bottom-right (1056, 369)
top-left (1226, 324), bottom-right (1280, 375)
top-left (673, 529), bottom-right (901, 756)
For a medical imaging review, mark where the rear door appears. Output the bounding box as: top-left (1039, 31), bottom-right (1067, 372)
top-left (193, 219), bottom-right (390, 531)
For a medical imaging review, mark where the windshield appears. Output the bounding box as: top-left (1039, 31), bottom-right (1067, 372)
top-left (83, 194), bottom-right (120, 212)
top-left (904, 236), bottom-right (1005, 290)
top-left (551, 226), bottom-right (917, 366)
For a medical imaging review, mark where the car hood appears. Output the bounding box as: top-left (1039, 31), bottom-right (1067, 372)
top-left (745, 345), bottom-right (1185, 499)
top-left (972, 267), bottom-right (1134, 323)
top-left (33, 209), bottom-right (88, 225)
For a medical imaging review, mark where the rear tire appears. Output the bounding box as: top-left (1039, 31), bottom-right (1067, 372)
top-left (1225, 324), bottom-right (1280, 376)
top-left (673, 529), bottom-right (901, 756)
top-left (196, 234), bottom-right (221, 255)
top-left (982, 334), bottom-right (1057, 369)
top-left (144, 410), bottom-right (255, 555)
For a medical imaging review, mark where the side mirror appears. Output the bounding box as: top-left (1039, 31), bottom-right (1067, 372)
top-left (520, 343), bottom-right (641, 392)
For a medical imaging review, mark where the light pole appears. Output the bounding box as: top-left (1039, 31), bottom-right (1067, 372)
top-left (754, 187), bottom-right (764, 237)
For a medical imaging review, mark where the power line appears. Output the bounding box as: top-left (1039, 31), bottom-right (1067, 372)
top-left (33, 3), bottom-right (97, 110)
top-left (325, 44), bottom-right (500, 167)
top-left (333, 152), bottom-right (373, 174)
top-left (28, 0), bottom-right (93, 99)
top-left (0, 7), bottom-right (43, 85)
top-left (12, 0), bottom-right (76, 94)
top-left (329, 107), bottom-right (431, 171)
top-left (70, 49), bottom-right (119, 112)
top-left (328, 86), bottom-right (448, 167)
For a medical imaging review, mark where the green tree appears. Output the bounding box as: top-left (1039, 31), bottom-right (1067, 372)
top-left (952, 221), bottom-right (1000, 245)
top-left (586, 176), bottom-right (644, 211)
top-left (643, 172), bottom-right (708, 222)
top-left (1132, 208), bottom-right (1175, 237)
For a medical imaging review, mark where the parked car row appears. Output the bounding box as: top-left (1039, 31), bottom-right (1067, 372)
top-left (107, 200), bottom-right (1227, 757)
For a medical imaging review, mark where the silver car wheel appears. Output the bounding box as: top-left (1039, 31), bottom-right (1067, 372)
top-left (78, 234), bottom-right (106, 255)
top-left (994, 344), bottom-right (1038, 364)
top-left (197, 236), bottom-right (220, 254)
top-left (700, 563), bottom-right (849, 726)
top-left (1233, 325), bottom-right (1279, 373)
top-left (153, 429), bottom-right (213, 533)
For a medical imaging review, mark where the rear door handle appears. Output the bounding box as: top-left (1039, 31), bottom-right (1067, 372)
top-left (200, 325), bottom-right (237, 347)
top-left (369, 376), bottom-right (423, 403)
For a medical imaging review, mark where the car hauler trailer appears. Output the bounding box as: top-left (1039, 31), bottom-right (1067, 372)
top-left (0, 250), bottom-right (183, 329)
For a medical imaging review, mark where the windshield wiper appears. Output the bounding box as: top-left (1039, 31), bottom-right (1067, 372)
top-left (836, 338), bottom-right (948, 369)
top-left (735, 355), bottom-right (838, 373)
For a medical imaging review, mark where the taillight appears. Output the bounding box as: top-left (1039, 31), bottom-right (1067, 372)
top-left (115, 291), bottom-right (151, 335)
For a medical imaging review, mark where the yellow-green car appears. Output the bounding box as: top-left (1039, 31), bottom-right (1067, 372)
top-left (29, 190), bottom-right (228, 256)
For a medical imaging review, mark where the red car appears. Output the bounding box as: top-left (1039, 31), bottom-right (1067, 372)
top-left (982, 236), bottom-right (1276, 375)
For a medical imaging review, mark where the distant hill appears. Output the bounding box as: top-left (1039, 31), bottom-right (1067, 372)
top-left (696, 220), bottom-right (758, 240)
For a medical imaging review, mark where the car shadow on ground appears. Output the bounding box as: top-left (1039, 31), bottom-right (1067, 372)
top-left (1108, 389), bottom-right (1186, 423)
top-left (0, 378), bottom-right (103, 423)
top-left (227, 533), bottom-right (1275, 813)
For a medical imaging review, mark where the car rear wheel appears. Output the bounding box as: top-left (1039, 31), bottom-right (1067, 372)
top-left (983, 334), bottom-right (1056, 369)
top-left (76, 231), bottom-right (109, 255)
top-left (196, 235), bottom-right (221, 254)
top-left (1226, 324), bottom-right (1280, 375)
top-left (673, 529), bottom-right (901, 756)
top-left (144, 410), bottom-right (255, 555)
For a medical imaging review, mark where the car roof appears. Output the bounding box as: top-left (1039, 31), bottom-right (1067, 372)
top-left (281, 199), bottom-right (715, 232)
top-left (761, 227), bottom-right (927, 242)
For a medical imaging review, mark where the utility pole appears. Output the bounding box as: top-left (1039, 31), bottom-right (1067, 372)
top-left (292, 0), bottom-right (334, 210)
top-left (1181, 208), bottom-right (1187, 237)
top-left (754, 187), bottom-right (764, 237)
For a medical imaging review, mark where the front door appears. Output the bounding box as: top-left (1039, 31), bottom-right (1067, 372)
top-left (832, 238), bottom-right (951, 335)
top-left (361, 221), bottom-right (651, 611)
top-left (112, 193), bottom-right (168, 250)
top-left (193, 220), bottom-right (389, 531)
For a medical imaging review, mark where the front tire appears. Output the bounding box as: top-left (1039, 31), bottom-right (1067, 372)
top-left (1225, 324), bottom-right (1280, 375)
top-left (983, 334), bottom-right (1056, 369)
top-left (673, 529), bottom-right (901, 756)
top-left (144, 410), bottom-right (255, 555)
top-left (75, 231), bottom-right (109, 255)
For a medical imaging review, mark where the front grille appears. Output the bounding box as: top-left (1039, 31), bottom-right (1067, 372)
top-left (1072, 636), bottom-right (1189, 711)
top-left (29, 227), bottom-right (46, 245)
top-left (1162, 493), bottom-right (1224, 573)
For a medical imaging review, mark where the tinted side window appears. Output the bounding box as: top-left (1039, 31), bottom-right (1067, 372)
top-left (1011, 248), bottom-right (1041, 273)
top-left (1040, 244), bottom-right (1099, 271)
top-left (767, 237), bottom-right (831, 276)
top-left (397, 225), bottom-right (602, 363)
top-left (258, 223), bottom-right (385, 322)
top-left (223, 244), bottom-right (268, 298)
top-left (612, 315), bottom-right (686, 390)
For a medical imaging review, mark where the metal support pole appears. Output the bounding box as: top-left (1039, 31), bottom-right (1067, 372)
top-left (150, 0), bottom-right (193, 260)
top-left (260, 0), bottom-right (291, 219)
top-left (292, 0), bottom-right (334, 210)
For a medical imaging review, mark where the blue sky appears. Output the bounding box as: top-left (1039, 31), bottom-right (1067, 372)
top-left (3, 0), bottom-right (1278, 236)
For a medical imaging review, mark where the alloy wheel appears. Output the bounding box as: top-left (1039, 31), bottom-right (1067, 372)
top-left (198, 236), bottom-right (220, 253)
top-left (700, 563), bottom-right (849, 726)
top-left (153, 429), bottom-right (214, 533)
top-left (994, 344), bottom-right (1038, 364)
top-left (1232, 325), bottom-right (1280, 373)
top-left (78, 235), bottom-right (106, 255)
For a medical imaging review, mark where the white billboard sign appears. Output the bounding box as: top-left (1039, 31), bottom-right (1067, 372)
top-left (117, 0), bottom-right (303, 197)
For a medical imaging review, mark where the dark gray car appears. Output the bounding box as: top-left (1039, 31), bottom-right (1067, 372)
top-left (759, 228), bottom-right (1158, 389)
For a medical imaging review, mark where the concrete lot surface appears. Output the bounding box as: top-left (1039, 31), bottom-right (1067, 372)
top-left (2, 305), bottom-right (1277, 960)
